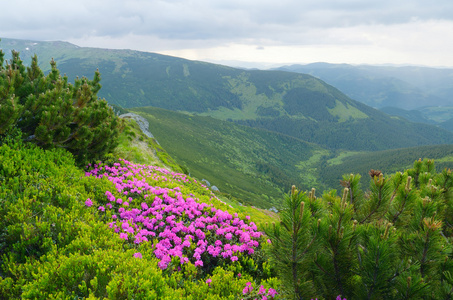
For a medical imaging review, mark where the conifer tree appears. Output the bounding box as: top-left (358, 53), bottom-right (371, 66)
top-left (0, 48), bottom-right (23, 135)
top-left (266, 159), bottom-right (453, 299)
top-left (313, 188), bottom-right (357, 299)
top-left (0, 44), bottom-right (122, 164)
top-left (264, 186), bottom-right (319, 299)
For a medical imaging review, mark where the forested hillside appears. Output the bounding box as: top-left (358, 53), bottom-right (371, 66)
top-left (129, 106), bottom-right (324, 208)
top-left (276, 62), bottom-right (453, 130)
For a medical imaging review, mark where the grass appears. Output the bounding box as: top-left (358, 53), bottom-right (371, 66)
top-left (327, 100), bottom-right (368, 122)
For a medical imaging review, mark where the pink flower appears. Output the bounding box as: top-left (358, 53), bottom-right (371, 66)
top-left (267, 288), bottom-right (278, 298)
top-left (98, 206), bottom-right (105, 212)
top-left (85, 159), bottom-right (266, 275)
top-left (194, 260), bottom-right (203, 267)
top-left (134, 252), bottom-right (142, 258)
top-left (242, 282), bottom-right (253, 295)
top-left (258, 285), bottom-right (266, 295)
top-left (206, 278), bottom-right (211, 286)
top-left (85, 198), bottom-right (93, 207)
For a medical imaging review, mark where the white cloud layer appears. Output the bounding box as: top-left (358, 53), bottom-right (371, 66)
top-left (1, 0), bottom-right (453, 66)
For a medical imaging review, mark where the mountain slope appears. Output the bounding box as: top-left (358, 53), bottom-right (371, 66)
top-left (275, 62), bottom-right (453, 128)
top-left (318, 144), bottom-right (453, 188)
top-left (129, 106), bottom-right (327, 208)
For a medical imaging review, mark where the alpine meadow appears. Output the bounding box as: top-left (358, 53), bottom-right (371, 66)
top-left (1, 38), bottom-right (453, 299)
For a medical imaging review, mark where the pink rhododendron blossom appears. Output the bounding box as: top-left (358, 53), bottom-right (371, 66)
top-left (243, 282), bottom-right (253, 295)
top-left (85, 199), bottom-right (93, 207)
top-left (85, 159), bottom-right (265, 273)
top-left (134, 252), bottom-right (142, 258)
top-left (194, 260), bottom-right (203, 267)
top-left (267, 288), bottom-right (278, 298)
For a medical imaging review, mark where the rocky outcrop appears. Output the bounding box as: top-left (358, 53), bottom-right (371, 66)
top-left (119, 113), bottom-right (158, 143)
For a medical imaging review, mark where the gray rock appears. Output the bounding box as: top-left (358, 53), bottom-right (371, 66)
top-left (119, 113), bottom-right (159, 144)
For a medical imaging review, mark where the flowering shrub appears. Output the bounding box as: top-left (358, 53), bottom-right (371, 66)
top-left (0, 142), bottom-right (280, 299)
top-left (85, 159), bottom-right (266, 275)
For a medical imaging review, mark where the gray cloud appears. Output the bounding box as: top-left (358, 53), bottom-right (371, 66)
top-left (2, 0), bottom-right (452, 41)
top-left (2, 0), bottom-right (453, 66)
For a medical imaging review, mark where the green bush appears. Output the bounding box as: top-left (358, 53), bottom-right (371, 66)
top-left (0, 44), bottom-right (122, 165)
top-left (0, 139), bottom-right (279, 299)
top-left (265, 160), bottom-right (453, 299)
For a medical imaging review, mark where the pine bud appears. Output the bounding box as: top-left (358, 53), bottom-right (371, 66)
top-left (342, 188), bottom-right (349, 205)
top-left (384, 223), bottom-right (392, 239)
top-left (406, 176), bottom-right (412, 191)
top-left (353, 220), bottom-right (358, 231)
top-left (291, 185), bottom-right (296, 196)
top-left (311, 188), bottom-right (316, 200)
top-left (317, 218), bottom-right (321, 228)
top-left (299, 202), bottom-right (305, 220)
top-left (407, 276), bottom-right (412, 288)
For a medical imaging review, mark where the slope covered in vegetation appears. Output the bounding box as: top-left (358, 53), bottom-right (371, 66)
top-left (0, 137), bottom-right (280, 299)
top-left (129, 106), bottom-right (324, 208)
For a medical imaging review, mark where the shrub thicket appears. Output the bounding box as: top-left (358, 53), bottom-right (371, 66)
top-left (0, 139), bottom-right (280, 299)
top-left (265, 160), bottom-right (453, 299)
top-left (0, 43), bottom-right (122, 164)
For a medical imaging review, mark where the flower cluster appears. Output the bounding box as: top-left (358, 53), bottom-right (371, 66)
top-left (85, 159), bottom-right (263, 270)
top-left (311, 296), bottom-right (346, 300)
top-left (241, 282), bottom-right (278, 299)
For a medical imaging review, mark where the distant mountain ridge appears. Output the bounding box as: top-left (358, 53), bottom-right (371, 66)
top-left (274, 62), bottom-right (453, 128)
top-left (275, 62), bottom-right (453, 109)
top-left (2, 37), bottom-right (453, 152)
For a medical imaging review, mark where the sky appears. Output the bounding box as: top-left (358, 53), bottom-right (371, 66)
top-left (2, 0), bottom-right (453, 68)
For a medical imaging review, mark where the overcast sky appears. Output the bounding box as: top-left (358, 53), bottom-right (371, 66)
top-left (2, 0), bottom-right (453, 68)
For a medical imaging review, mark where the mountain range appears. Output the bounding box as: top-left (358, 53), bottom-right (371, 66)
top-left (2, 37), bottom-right (453, 207)
top-left (275, 62), bottom-right (453, 128)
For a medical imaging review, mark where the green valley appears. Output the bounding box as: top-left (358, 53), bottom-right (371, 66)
top-left (129, 106), bottom-right (324, 208)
